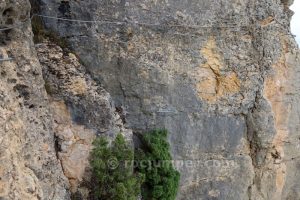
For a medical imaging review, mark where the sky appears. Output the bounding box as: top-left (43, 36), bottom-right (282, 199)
top-left (291, 1), bottom-right (300, 45)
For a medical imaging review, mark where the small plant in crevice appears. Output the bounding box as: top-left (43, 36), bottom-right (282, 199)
top-left (90, 134), bottom-right (144, 200)
top-left (135, 129), bottom-right (180, 200)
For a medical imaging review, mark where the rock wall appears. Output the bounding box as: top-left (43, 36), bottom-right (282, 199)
top-left (35, 42), bottom-right (133, 198)
top-left (0, 1), bottom-right (132, 199)
top-left (0, 1), bottom-right (70, 199)
top-left (35, 0), bottom-right (300, 199)
top-left (1, 0), bottom-right (300, 199)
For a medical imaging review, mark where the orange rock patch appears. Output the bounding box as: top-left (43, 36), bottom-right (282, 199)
top-left (197, 37), bottom-right (240, 102)
top-left (260, 16), bottom-right (274, 26)
top-left (263, 39), bottom-right (290, 199)
top-left (50, 100), bottom-right (96, 192)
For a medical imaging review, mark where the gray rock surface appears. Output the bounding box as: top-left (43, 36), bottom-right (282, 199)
top-left (35, 0), bottom-right (300, 199)
top-left (1, 0), bottom-right (300, 199)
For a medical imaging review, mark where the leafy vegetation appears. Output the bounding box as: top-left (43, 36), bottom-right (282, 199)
top-left (90, 130), bottom-right (180, 200)
top-left (90, 134), bottom-right (144, 200)
top-left (135, 129), bottom-right (180, 200)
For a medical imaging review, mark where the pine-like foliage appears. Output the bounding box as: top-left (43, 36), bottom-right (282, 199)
top-left (90, 134), bottom-right (144, 200)
top-left (135, 129), bottom-right (180, 200)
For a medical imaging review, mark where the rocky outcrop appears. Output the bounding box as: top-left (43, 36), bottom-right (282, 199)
top-left (0, 1), bottom-right (69, 199)
top-left (35, 0), bottom-right (300, 199)
top-left (0, 1), bottom-right (132, 199)
top-left (1, 0), bottom-right (299, 199)
top-left (35, 42), bottom-right (132, 197)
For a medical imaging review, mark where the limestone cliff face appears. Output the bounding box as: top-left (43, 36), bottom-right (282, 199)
top-left (0, 1), bottom-right (69, 199)
top-left (0, 0), bottom-right (132, 199)
top-left (35, 42), bottom-right (133, 198)
top-left (1, 0), bottom-right (300, 199)
top-left (35, 0), bottom-right (300, 199)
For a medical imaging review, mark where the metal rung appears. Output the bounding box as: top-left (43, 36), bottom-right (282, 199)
top-left (0, 58), bottom-right (13, 62)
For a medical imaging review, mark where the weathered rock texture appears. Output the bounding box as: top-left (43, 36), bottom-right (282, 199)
top-left (35, 0), bottom-right (300, 199)
top-left (1, 0), bottom-right (300, 199)
top-left (0, 1), bottom-right (132, 199)
top-left (35, 42), bottom-right (132, 197)
top-left (0, 1), bottom-right (70, 199)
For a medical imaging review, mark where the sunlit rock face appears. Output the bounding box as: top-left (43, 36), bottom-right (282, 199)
top-left (0, 1), bottom-right (70, 199)
top-left (0, 1), bottom-right (132, 199)
top-left (34, 0), bottom-right (300, 199)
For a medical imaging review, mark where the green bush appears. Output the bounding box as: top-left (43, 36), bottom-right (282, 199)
top-left (90, 134), bottom-right (144, 200)
top-left (135, 129), bottom-right (180, 200)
